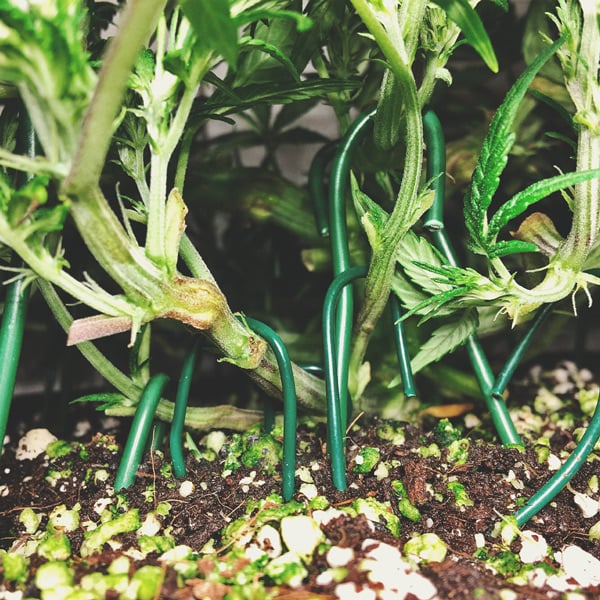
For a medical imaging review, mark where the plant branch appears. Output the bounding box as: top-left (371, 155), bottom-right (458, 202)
top-left (347, 0), bottom-right (426, 399)
top-left (65, 0), bottom-right (168, 193)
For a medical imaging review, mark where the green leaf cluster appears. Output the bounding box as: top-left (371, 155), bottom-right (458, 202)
top-left (0, 0), bottom-right (96, 163)
top-left (464, 36), bottom-right (600, 260)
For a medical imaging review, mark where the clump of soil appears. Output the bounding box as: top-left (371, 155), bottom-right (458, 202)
top-left (1, 361), bottom-right (600, 599)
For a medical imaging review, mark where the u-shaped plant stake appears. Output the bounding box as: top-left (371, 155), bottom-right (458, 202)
top-left (322, 265), bottom-right (367, 491)
top-left (243, 317), bottom-right (297, 501)
top-left (423, 110), bottom-right (523, 447)
top-left (0, 115), bottom-right (34, 448)
top-left (114, 372), bottom-right (170, 490)
top-left (167, 320), bottom-right (297, 500)
top-left (328, 109), bottom-right (377, 424)
top-left (424, 110), bottom-right (600, 523)
top-left (323, 265), bottom-right (417, 491)
top-left (170, 340), bottom-right (199, 478)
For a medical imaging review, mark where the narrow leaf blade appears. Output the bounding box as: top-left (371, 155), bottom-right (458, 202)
top-left (431, 0), bottom-right (499, 73)
top-left (180, 0), bottom-right (238, 66)
top-left (488, 168), bottom-right (600, 237)
top-left (465, 37), bottom-right (564, 254)
top-left (411, 309), bottom-right (478, 373)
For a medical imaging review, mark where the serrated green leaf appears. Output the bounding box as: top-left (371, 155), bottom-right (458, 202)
top-left (233, 9), bottom-right (313, 32)
top-left (71, 392), bottom-right (131, 411)
top-left (488, 168), bottom-right (600, 240)
top-left (391, 272), bottom-right (456, 317)
top-left (486, 239), bottom-right (539, 259)
top-left (465, 37), bottom-right (564, 255)
top-left (180, 0), bottom-right (238, 67)
top-left (351, 174), bottom-right (389, 251)
top-left (238, 37), bottom-right (301, 82)
top-left (410, 309), bottom-right (478, 374)
top-left (431, 0), bottom-right (499, 73)
top-left (391, 272), bottom-right (430, 310)
top-left (396, 231), bottom-right (451, 296)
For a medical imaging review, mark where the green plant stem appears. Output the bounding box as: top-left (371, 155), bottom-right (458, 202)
top-left (146, 54), bottom-right (211, 265)
top-left (38, 280), bottom-right (278, 431)
top-left (108, 399), bottom-right (264, 432)
top-left (66, 0), bottom-right (168, 192)
top-left (38, 280), bottom-right (141, 397)
top-left (348, 0), bottom-right (426, 400)
top-left (146, 151), bottom-right (169, 265)
top-left (559, 2), bottom-right (600, 266)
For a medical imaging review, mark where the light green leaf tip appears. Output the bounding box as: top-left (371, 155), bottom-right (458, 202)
top-left (432, 0), bottom-right (499, 73)
top-left (180, 0), bottom-right (239, 67)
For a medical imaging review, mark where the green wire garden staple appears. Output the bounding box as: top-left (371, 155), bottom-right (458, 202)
top-left (308, 141), bottom-right (337, 238)
top-left (323, 266), bottom-right (419, 491)
top-left (114, 373), bottom-right (170, 490)
top-left (323, 265), bottom-right (367, 491)
top-left (243, 317), bottom-right (297, 502)
top-left (0, 115), bottom-right (34, 449)
top-left (170, 341), bottom-right (199, 478)
top-left (515, 396), bottom-right (600, 526)
top-left (422, 110), bottom-right (522, 447)
top-left (389, 295), bottom-right (418, 399)
top-left (164, 318), bottom-right (297, 499)
top-left (0, 275), bottom-right (30, 447)
top-left (328, 109), bottom-right (377, 425)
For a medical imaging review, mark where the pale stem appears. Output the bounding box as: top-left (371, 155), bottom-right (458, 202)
top-left (65, 0), bottom-right (168, 193)
top-left (146, 150), bottom-right (169, 265)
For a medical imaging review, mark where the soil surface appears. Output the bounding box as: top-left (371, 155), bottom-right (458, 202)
top-left (1, 361), bottom-right (600, 599)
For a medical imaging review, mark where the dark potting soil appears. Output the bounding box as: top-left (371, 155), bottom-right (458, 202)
top-left (1, 361), bottom-right (600, 599)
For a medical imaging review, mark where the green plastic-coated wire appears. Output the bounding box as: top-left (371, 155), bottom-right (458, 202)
top-left (300, 364), bottom-right (325, 378)
top-left (329, 109), bottom-right (376, 424)
top-left (422, 110), bottom-right (522, 447)
top-left (511, 270), bottom-right (600, 524)
top-left (244, 317), bottom-right (297, 501)
top-left (323, 266), bottom-right (368, 491)
top-left (309, 142), bottom-right (337, 238)
top-left (170, 342), bottom-right (199, 478)
top-left (0, 113), bottom-right (34, 448)
top-left (389, 295), bottom-right (418, 398)
top-left (515, 395), bottom-right (600, 526)
top-left (491, 303), bottom-right (554, 400)
top-left (0, 277), bottom-right (30, 447)
top-left (114, 373), bottom-right (170, 490)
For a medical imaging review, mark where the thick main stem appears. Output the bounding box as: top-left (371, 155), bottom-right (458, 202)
top-left (558, 3), bottom-right (600, 268)
top-left (347, 0), bottom-right (425, 398)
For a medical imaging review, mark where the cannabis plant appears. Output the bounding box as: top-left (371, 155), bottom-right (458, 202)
top-left (0, 0), bottom-right (598, 435)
